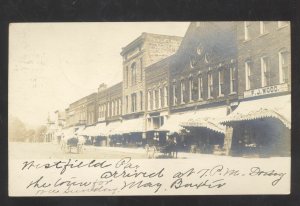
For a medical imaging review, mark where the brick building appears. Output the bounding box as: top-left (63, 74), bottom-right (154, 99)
top-left (152, 22), bottom-right (238, 154)
top-left (119, 32), bottom-right (182, 144)
top-left (145, 55), bottom-right (173, 144)
top-left (222, 21), bottom-right (291, 157)
top-left (64, 92), bottom-right (97, 139)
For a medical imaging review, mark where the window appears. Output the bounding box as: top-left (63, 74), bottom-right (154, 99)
top-left (147, 91), bottom-right (151, 111)
top-left (115, 100), bottom-right (118, 115)
top-left (278, 21), bottom-right (288, 28)
top-left (189, 78), bottom-right (193, 102)
top-left (259, 21), bottom-right (267, 35)
top-left (107, 102), bottom-right (110, 117)
top-left (125, 96), bottom-right (128, 114)
top-left (198, 76), bottom-right (203, 100)
top-left (155, 90), bottom-right (159, 109)
top-left (131, 93), bottom-right (137, 112)
top-left (180, 80), bottom-right (185, 104)
top-left (218, 70), bottom-right (225, 96)
top-left (245, 61), bottom-right (251, 90)
top-left (125, 66), bottom-right (129, 87)
top-left (140, 91), bottom-right (143, 111)
top-left (279, 51), bottom-right (289, 83)
top-left (164, 86), bottom-right (168, 107)
top-left (131, 63), bottom-right (137, 85)
top-left (118, 99), bottom-right (122, 115)
top-left (172, 84), bottom-right (177, 106)
top-left (112, 101), bottom-right (114, 116)
top-left (244, 21), bottom-right (250, 40)
top-left (153, 90), bottom-right (156, 110)
top-left (158, 88), bottom-right (162, 108)
top-left (208, 73), bottom-right (213, 98)
top-left (261, 57), bottom-right (270, 87)
top-left (230, 67), bottom-right (236, 93)
top-left (140, 58), bottom-right (143, 81)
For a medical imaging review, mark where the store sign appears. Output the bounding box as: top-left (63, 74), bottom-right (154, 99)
top-left (244, 83), bottom-right (289, 98)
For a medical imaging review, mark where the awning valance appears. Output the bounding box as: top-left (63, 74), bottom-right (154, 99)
top-left (179, 106), bottom-right (227, 134)
top-left (89, 123), bottom-right (107, 136)
top-left (104, 121), bottom-right (122, 135)
top-left (221, 94), bottom-right (291, 129)
top-left (113, 118), bottom-right (145, 134)
top-left (78, 126), bottom-right (93, 136)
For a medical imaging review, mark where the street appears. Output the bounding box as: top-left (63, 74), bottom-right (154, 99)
top-left (9, 142), bottom-right (148, 159)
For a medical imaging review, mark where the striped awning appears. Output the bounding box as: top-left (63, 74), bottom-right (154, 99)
top-left (180, 106), bottom-right (227, 134)
top-left (221, 94), bottom-right (291, 129)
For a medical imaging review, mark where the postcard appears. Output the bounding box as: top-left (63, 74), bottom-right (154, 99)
top-left (8, 21), bottom-right (291, 196)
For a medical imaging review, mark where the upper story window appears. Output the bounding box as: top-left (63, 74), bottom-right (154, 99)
top-left (125, 66), bottom-right (129, 88)
top-left (245, 61), bottom-right (252, 90)
top-left (208, 73), bottom-right (213, 98)
top-left (140, 91), bottom-right (143, 111)
top-left (198, 75), bottom-right (203, 100)
top-left (153, 90), bottom-right (156, 110)
top-left (112, 101), bottom-right (115, 116)
top-left (155, 90), bottom-right (159, 109)
top-left (140, 58), bottom-right (143, 81)
top-left (107, 102), bottom-right (110, 117)
top-left (147, 90), bottom-right (151, 111)
top-left (244, 21), bottom-right (251, 40)
top-left (180, 80), bottom-right (185, 104)
top-left (218, 70), bottom-right (225, 96)
top-left (158, 88), bottom-right (162, 108)
top-left (131, 93), bottom-right (137, 112)
top-left (164, 86), bottom-right (168, 107)
top-left (261, 56), bottom-right (270, 87)
top-left (119, 99), bottom-right (122, 115)
top-left (278, 21), bottom-right (289, 28)
top-left (131, 62), bottom-right (137, 85)
top-left (279, 51), bottom-right (289, 84)
top-left (172, 83), bottom-right (177, 106)
top-left (259, 21), bottom-right (267, 35)
top-left (125, 96), bottom-right (129, 114)
top-left (230, 67), bottom-right (236, 93)
top-left (189, 78), bottom-right (193, 102)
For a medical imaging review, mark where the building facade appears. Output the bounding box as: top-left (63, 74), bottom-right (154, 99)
top-left (57, 22), bottom-right (291, 157)
top-left (222, 21), bottom-right (291, 157)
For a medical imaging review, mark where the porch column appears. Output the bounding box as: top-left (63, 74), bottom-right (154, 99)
top-left (224, 126), bottom-right (233, 155)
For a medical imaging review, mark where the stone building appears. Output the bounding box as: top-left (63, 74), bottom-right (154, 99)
top-left (119, 32), bottom-right (182, 144)
top-left (222, 21), bottom-right (291, 157)
top-left (160, 22), bottom-right (238, 154)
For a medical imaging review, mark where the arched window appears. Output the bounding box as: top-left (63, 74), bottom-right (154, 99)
top-left (131, 62), bottom-right (137, 85)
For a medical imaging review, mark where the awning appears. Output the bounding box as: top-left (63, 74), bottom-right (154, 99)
top-left (89, 123), bottom-right (107, 136)
top-left (78, 126), bottom-right (93, 136)
top-left (104, 121), bottom-right (122, 135)
top-left (221, 94), bottom-right (291, 129)
top-left (159, 114), bottom-right (187, 134)
top-left (180, 106), bottom-right (227, 134)
top-left (113, 118), bottom-right (145, 134)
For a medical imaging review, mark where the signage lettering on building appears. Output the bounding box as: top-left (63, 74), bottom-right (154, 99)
top-left (244, 83), bottom-right (289, 98)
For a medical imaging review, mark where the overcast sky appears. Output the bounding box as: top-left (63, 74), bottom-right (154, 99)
top-left (9, 22), bottom-right (190, 127)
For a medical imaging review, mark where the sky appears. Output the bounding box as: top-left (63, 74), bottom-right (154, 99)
top-left (9, 22), bottom-right (190, 127)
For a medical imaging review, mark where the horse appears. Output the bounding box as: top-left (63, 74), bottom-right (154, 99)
top-left (145, 144), bottom-right (157, 159)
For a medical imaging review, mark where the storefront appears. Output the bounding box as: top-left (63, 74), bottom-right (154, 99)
top-left (180, 106), bottom-right (227, 154)
top-left (221, 94), bottom-right (291, 157)
top-left (109, 118), bottom-right (145, 147)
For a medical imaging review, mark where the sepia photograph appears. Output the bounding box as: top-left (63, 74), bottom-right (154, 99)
top-left (8, 21), bottom-right (291, 196)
